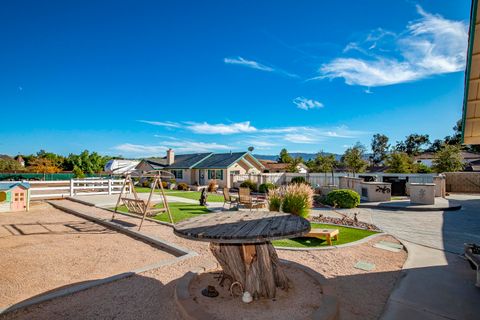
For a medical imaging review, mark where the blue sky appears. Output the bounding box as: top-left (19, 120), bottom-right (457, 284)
top-left (0, 0), bottom-right (471, 157)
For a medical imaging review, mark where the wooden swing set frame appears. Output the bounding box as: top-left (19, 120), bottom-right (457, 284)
top-left (112, 170), bottom-right (174, 230)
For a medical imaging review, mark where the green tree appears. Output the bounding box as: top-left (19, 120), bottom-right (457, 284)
top-left (395, 134), bottom-right (430, 156)
top-left (386, 152), bottom-right (414, 173)
top-left (312, 153), bottom-right (337, 183)
top-left (342, 143), bottom-right (368, 176)
top-left (65, 150), bottom-right (110, 174)
top-left (36, 150), bottom-right (65, 168)
top-left (0, 158), bottom-right (23, 172)
top-left (72, 166), bottom-right (85, 178)
top-left (432, 145), bottom-right (464, 173)
top-left (370, 133), bottom-right (390, 166)
top-left (427, 139), bottom-right (444, 152)
top-left (287, 157), bottom-right (304, 173)
top-left (278, 148), bottom-right (292, 163)
top-left (414, 162), bottom-right (433, 173)
top-left (385, 152), bottom-right (414, 173)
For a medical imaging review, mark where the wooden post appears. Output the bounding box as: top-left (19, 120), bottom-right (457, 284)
top-left (70, 179), bottom-right (74, 197)
top-left (108, 179), bottom-right (112, 195)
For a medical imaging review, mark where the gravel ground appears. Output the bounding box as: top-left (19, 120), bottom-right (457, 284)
top-left (0, 202), bottom-right (175, 309)
top-left (1, 201), bottom-right (407, 320)
top-left (190, 265), bottom-right (324, 320)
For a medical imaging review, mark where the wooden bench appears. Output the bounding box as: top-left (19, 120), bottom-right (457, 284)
top-left (307, 228), bottom-right (339, 246)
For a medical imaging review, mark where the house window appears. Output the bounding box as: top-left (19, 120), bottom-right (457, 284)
top-left (208, 169), bottom-right (223, 180)
top-left (171, 170), bottom-right (183, 179)
top-left (230, 170), bottom-right (240, 175)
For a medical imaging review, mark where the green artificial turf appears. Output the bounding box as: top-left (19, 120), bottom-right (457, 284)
top-left (272, 223), bottom-right (378, 248)
top-left (115, 202), bottom-right (210, 223)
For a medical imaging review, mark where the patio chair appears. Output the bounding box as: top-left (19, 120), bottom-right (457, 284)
top-left (238, 187), bottom-right (267, 211)
top-left (222, 187), bottom-right (239, 209)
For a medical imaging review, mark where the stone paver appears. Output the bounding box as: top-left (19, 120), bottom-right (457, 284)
top-left (374, 194), bottom-right (480, 320)
top-left (313, 195), bottom-right (480, 319)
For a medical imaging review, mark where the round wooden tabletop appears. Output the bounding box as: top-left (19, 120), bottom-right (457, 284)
top-left (173, 211), bottom-right (311, 244)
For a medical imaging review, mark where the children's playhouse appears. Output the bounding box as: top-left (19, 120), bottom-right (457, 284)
top-left (0, 182), bottom-right (30, 212)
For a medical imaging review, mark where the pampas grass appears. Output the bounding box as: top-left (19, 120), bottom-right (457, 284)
top-left (268, 183), bottom-right (313, 218)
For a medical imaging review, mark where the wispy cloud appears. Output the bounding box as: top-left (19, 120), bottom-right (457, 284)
top-left (224, 57), bottom-right (274, 72)
top-left (137, 119), bottom-right (369, 148)
top-left (185, 121), bottom-right (257, 135)
top-left (292, 97), bottom-right (324, 110)
top-left (224, 56), bottom-right (299, 78)
top-left (316, 6), bottom-right (468, 87)
top-left (138, 120), bottom-right (181, 128)
top-left (114, 140), bottom-right (233, 156)
top-left (284, 133), bottom-right (318, 144)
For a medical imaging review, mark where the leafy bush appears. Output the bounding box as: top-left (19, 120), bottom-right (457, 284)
top-left (259, 182), bottom-right (276, 194)
top-left (207, 179), bottom-right (217, 192)
top-left (72, 166), bottom-right (85, 178)
top-left (240, 180), bottom-right (257, 192)
top-left (161, 181), bottom-right (168, 189)
top-left (325, 189), bottom-right (360, 208)
top-left (177, 183), bottom-right (189, 191)
top-left (281, 183), bottom-right (314, 218)
top-left (290, 176), bottom-right (307, 185)
top-left (268, 188), bottom-right (283, 212)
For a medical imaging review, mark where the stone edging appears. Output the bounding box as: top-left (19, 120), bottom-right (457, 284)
top-left (274, 232), bottom-right (386, 251)
top-left (358, 202), bottom-right (462, 212)
top-left (48, 201), bottom-right (194, 257)
top-left (175, 260), bottom-right (339, 320)
top-left (0, 252), bottom-right (196, 316)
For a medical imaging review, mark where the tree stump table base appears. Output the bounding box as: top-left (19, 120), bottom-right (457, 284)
top-left (210, 241), bottom-right (289, 299)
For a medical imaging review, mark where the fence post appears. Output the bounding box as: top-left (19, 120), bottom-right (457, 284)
top-left (70, 179), bottom-right (74, 197)
top-left (108, 179), bottom-right (112, 195)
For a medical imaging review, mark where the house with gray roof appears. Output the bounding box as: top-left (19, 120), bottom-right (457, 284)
top-left (136, 149), bottom-right (264, 188)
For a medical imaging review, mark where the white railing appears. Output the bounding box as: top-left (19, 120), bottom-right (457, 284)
top-left (231, 172), bottom-right (437, 188)
top-left (22, 179), bottom-right (129, 199)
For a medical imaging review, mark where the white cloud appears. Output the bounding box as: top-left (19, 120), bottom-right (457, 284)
top-left (292, 97), bottom-right (324, 110)
top-left (224, 56), bottom-right (299, 78)
top-left (186, 121), bottom-right (257, 135)
top-left (137, 119), bottom-right (369, 146)
top-left (114, 140), bottom-right (233, 156)
top-left (224, 57), bottom-right (274, 72)
top-left (284, 133), bottom-right (318, 144)
top-left (317, 6), bottom-right (468, 87)
top-left (114, 143), bottom-right (168, 155)
top-left (138, 120), bottom-right (181, 128)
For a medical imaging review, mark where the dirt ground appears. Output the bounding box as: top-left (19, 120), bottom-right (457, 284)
top-left (1, 201), bottom-right (407, 320)
top-left (189, 265), bottom-right (324, 320)
top-left (0, 202), bottom-right (175, 309)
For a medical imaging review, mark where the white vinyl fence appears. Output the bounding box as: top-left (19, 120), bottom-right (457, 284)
top-left (23, 179), bottom-right (129, 199)
top-left (232, 172), bottom-right (436, 188)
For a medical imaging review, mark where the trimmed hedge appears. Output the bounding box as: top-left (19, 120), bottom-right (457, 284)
top-left (325, 189), bottom-right (360, 208)
top-left (240, 180), bottom-right (257, 192)
top-left (259, 182), bottom-right (276, 194)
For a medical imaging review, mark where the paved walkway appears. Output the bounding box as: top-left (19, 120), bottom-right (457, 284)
top-left (313, 194), bottom-right (480, 319)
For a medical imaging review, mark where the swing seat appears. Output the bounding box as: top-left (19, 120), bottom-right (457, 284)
top-left (121, 197), bottom-right (168, 217)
